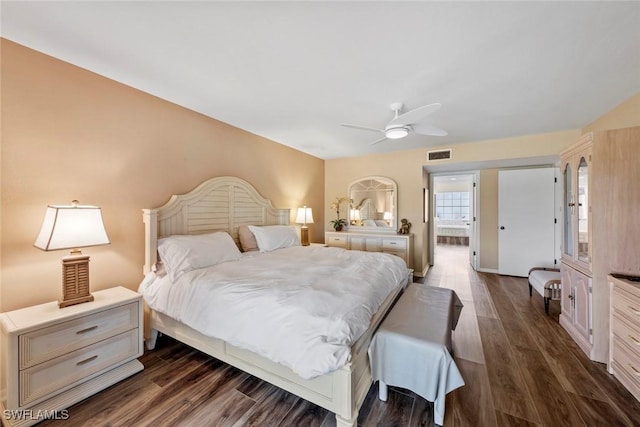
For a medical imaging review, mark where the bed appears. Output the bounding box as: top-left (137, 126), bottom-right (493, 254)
top-left (139, 176), bottom-right (408, 426)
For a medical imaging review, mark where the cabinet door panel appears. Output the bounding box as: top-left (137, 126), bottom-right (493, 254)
top-left (562, 160), bottom-right (574, 259)
top-left (561, 264), bottom-right (574, 315)
top-left (573, 271), bottom-right (591, 342)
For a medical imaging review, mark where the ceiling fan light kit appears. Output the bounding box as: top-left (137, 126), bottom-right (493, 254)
top-left (385, 126), bottom-right (410, 139)
top-left (341, 101), bottom-right (447, 145)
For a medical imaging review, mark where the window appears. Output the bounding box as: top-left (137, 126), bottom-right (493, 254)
top-left (435, 191), bottom-right (470, 220)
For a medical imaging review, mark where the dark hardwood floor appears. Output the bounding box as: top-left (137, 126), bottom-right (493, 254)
top-left (41, 244), bottom-right (640, 426)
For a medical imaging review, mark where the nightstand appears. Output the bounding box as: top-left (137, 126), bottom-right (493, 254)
top-left (0, 287), bottom-right (143, 426)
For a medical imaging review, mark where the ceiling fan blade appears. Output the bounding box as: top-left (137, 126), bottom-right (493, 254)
top-left (388, 103), bottom-right (442, 126)
top-left (340, 123), bottom-right (384, 134)
top-left (412, 123), bottom-right (448, 136)
top-left (370, 136), bottom-right (388, 145)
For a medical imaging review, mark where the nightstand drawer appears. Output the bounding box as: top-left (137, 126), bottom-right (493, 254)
top-left (19, 302), bottom-right (139, 369)
top-left (382, 238), bottom-right (406, 250)
top-left (19, 329), bottom-right (140, 407)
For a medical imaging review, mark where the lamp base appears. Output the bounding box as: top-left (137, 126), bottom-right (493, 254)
top-left (59, 254), bottom-right (94, 308)
top-left (300, 227), bottom-right (310, 246)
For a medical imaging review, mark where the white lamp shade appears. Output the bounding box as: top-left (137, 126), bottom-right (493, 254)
top-left (34, 204), bottom-right (110, 251)
top-left (295, 207), bottom-right (314, 225)
top-left (350, 209), bottom-right (361, 221)
top-left (383, 211), bottom-right (392, 220)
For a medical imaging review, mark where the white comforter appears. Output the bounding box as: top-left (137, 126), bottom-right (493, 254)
top-left (139, 245), bottom-right (407, 379)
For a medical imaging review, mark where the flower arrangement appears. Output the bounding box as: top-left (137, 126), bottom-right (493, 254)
top-left (329, 196), bottom-right (352, 231)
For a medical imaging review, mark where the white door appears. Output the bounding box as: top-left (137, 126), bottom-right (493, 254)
top-left (498, 167), bottom-right (556, 276)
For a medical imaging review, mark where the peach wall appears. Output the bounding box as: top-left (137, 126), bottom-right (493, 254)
top-left (326, 130), bottom-right (578, 275)
top-left (0, 39), bottom-right (324, 311)
top-left (583, 92), bottom-right (640, 133)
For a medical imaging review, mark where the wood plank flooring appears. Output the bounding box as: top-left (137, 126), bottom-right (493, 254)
top-left (40, 244), bottom-right (640, 426)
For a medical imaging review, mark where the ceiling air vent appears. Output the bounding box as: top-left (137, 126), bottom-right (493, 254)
top-left (427, 149), bottom-right (452, 161)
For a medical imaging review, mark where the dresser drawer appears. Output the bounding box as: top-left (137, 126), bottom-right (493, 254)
top-left (19, 302), bottom-right (139, 369)
top-left (19, 329), bottom-right (140, 407)
top-left (381, 238), bottom-right (406, 250)
top-left (612, 286), bottom-right (640, 328)
top-left (326, 235), bottom-right (348, 247)
top-left (611, 337), bottom-right (640, 400)
top-left (612, 313), bottom-right (640, 357)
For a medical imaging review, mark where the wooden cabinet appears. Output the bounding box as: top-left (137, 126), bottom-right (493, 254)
top-left (559, 127), bottom-right (640, 364)
top-left (325, 231), bottom-right (413, 269)
top-left (560, 263), bottom-right (592, 353)
top-left (559, 134), bottom-right (594, 357)
top-left (609, 275), bottom-right (640, 401)
top-left (1, 287), bottom-right (144, 426)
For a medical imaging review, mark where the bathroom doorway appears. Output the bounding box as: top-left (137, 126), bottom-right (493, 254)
top-left (431, 172), bottom-right (479, 270)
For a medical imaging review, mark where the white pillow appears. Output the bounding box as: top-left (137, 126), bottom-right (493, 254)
top-left (157, 232), bottom-right (241, 282)
top-left (248, 225), bottom-right (300, 252)
top-left (363, 219), bottom-right (377, 227)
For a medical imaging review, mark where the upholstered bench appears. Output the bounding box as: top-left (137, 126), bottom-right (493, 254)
top-left (368, 283), bottom-right (465, 426)
top-left (528, 267), bottom-right (561, 314)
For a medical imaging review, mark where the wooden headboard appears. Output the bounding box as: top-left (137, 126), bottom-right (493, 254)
top-left (142, 176), bottom-right (290, 274)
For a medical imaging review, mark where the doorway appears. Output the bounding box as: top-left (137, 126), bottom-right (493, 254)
top-left (431, 172), bottom-right (479, 270)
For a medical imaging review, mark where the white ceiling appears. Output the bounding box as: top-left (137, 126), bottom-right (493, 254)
top-left (2, 1), bottom-right (639, 160)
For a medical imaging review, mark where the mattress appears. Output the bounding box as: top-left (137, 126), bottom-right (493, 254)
top-left (139, 245), bottom-right (407, 379)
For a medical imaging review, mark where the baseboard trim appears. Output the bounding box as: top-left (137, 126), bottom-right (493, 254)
top-left (477, 268), bottom-right (499, 274)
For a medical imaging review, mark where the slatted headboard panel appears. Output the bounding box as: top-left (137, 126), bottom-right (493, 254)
top-left (142, 176), bottom-right (290, 274)
top-left (357, 198), bottom-right (377, 221)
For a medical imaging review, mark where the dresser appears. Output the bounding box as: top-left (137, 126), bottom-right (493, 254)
top-left (609, 275), bottom-right (640, 401)
top-left (325, 231), bottom-right (414, 269)
top-left (0, 287), bottom-right (144, 426)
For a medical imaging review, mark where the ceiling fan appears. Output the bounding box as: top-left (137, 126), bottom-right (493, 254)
top-left (341, 102), bottom-right (447, 145)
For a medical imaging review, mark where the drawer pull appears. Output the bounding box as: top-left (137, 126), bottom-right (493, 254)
top-left (388, 242), bottom-right (397, 245)
top-left (76, 325), bottom-right (99, 335)
top-left (76, 355), bottom-right (98, 366)
top-left (630, 364), bottom-right (640, 376)
top-left (629, 335), bottom-right (640, 345)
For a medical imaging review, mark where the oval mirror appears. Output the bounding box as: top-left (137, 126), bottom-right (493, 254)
top-left (348, 176), bottom-right (398, 233)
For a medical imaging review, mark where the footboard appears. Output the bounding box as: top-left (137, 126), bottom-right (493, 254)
top-left (144, 278), bottom-right (403, 426)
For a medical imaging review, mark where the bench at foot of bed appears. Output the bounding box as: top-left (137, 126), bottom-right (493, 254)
top-left (368, 283), bottom-right (465, 426)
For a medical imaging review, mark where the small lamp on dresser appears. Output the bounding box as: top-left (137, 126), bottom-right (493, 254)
top-left (34, 200), bottom-right (110, 308)
top-left (296, 206), bottom-right (314, 246)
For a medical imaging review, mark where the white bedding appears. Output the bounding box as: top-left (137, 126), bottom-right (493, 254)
top-left (139, 245), bottom-right (407, 379)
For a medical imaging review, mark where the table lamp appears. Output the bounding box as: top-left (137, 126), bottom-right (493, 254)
top-left (383, 211), bottom-right (392, 225)
top-left (34, 200), bottom-right (110, 308)
top-left (295, 206), bottom-right (314, 246)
